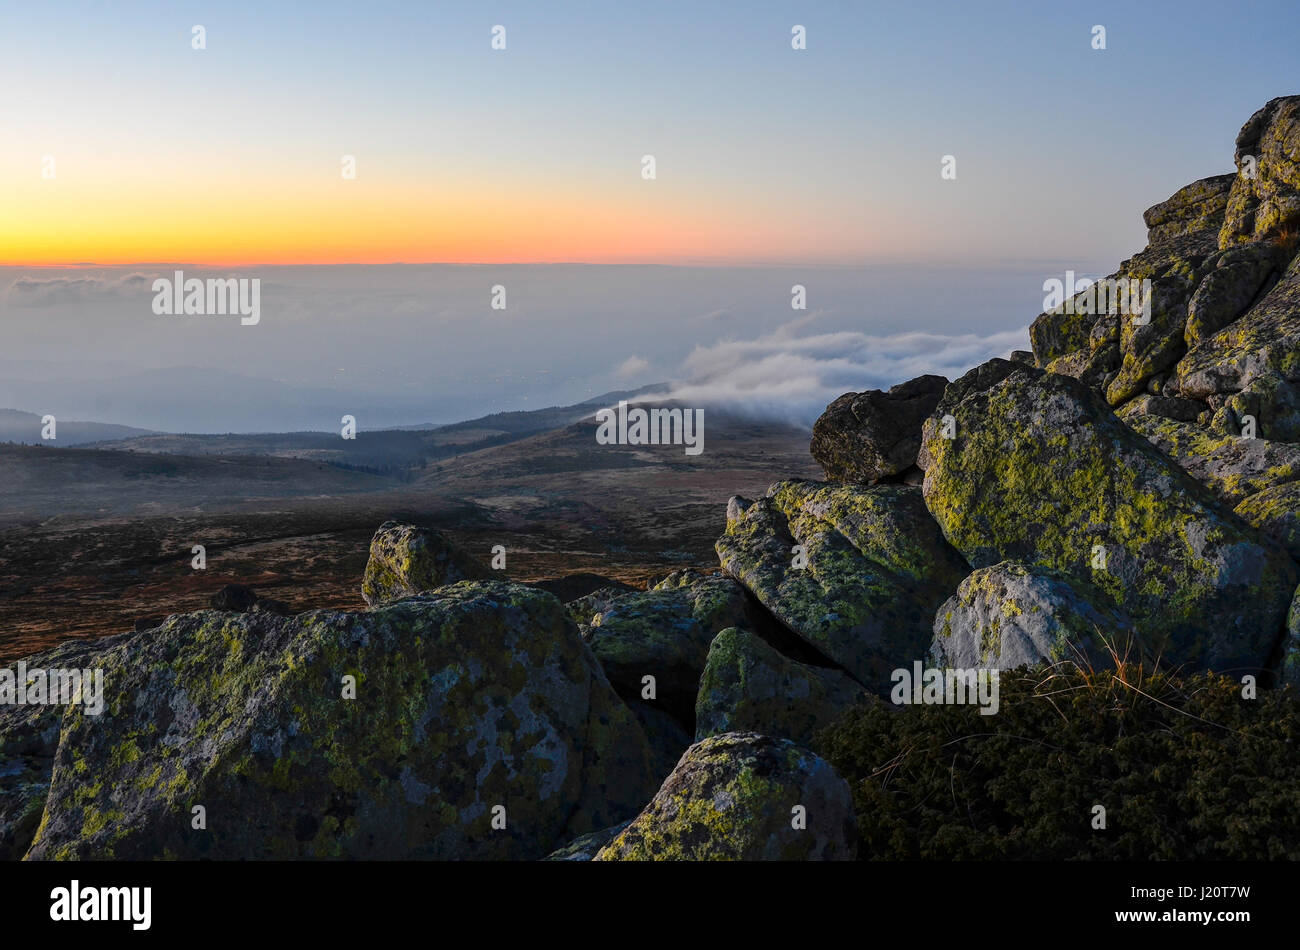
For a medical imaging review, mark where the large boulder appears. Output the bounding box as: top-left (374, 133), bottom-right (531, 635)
top-left (578, 569), bottom-right (751, 724)
top-left (1143, 174), bottom-right (1234, 246)
top-left (1219, 95), bottom-right (1300, 248)
top-left (695, 627), bottom-right (869, 746)
top-left (919, 363), bottom-right (1298, 676)
top-left (361, 521), bottom-right (492, 607)
top-left (25, 581), bottom-right (658, 860)
top-left (809, 374), bottom-right (947, 483)
top-left (930, 562), bottom-right (1129, 670)
top-left (594, 732), bottom-right (857, 861)
top-left (716, 481), bottom-right (970, 693)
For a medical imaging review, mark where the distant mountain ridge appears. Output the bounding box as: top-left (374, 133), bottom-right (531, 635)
top-left (0, 409), bottom-right (155, 446)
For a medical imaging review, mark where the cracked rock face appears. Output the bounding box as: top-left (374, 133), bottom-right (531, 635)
top-left (715, 480), bottom-right (969, 693)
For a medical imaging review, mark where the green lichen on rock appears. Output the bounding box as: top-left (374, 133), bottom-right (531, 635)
top-left (1124, 411), bottom-right (1300, 503)
top-left (715, 480), bottom-right (970, 693)
top-left (360, 520), bottom-right (492, 607)
top-left (24, 581), bottom-right (657, 860)
top-left (920, 364), bottom-right (1297, 676)
top-left (929, 561), bottom-right (1129, 670)
top-left (595, 732), bottom-right (856, 861)
top-left (1283, 587), bottom-right (1300, 688)
top-left (1235, 481), bottom-right (1300, 560)
top-left (1219, 96), bottom-right (1300, 248)
top-left (695, 628), bottom-right (869, 746)
top-left (580, 569), bottom-right (751, 723)
top-left (1143, 174), bottom-right (1234, 245)
top-left (0, 637), bottom-right (116, 860)
top-left (1178, 250), bottom-right (1300, 402)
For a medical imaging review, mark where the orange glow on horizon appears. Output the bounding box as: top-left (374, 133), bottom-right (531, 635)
top-left (0, 163), bottom-right (873, 268)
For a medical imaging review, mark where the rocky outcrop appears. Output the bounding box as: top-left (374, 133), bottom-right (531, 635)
top-left (716, 481), bottom-right (970, 692)
top-left (1219, 96), bottom-right (1300, 247)
top-left (594, 732), bottom-right (856, 861)
top-left (920, 364), bottom-right (1297, 675)
top-left (810, 374), bottom-right (946, 483)
top-left (360, 521), bottom-right (492, 606)
top-left (930, 562), bottom-right (1128, 670)
top-left (24, 582), bottom-right (657, 860)
top-left (695, 627), bottom-right (868, 745)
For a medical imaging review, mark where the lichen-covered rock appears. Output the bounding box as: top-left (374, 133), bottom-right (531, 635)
top-left (1235, 482), bottom-right (1300, 560)
top-left (580, 569), bottom-right (751, 723)
top-left (695, 628), bottom-right (869, 746)
top-left (0, 637), bottom-right (117, 860)
top-left (1143, 174), bottom-right (1234, 245)
top-left (1185, 244), bottom-right (1285, 346)
top-left (594, 732), bottom-right (856, 861)
top-left (716, 481), bottom-right (969, 692)
top-left (1177, 251), bottom-right (1300, 404)
top-left (544, 821), bottom-right (633, 860)
top-left (1124, 412), bottom-right (1300, 504)
top-left (930, 562), bottom-right (1129, 670)
top-left (1116, 392), bottom-right (1206, 424)
top-left (809, 374), bottom-right (947, 483)
top-left (920, 365), bottom-right (1298, 676)
top-left (360, 520), bottom-right (492, 607)
top-left (565, 586), bottom-right (633, 629)
top-left (25, 581), bottom-right (657, 860)
top-left (1103, 231), bottom-right (1227, 406)
top-left (1219, 96), bottom-right (1300, 247)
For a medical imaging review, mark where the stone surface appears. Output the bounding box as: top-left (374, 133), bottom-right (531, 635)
top-left (930, 562), bottom-right (1130, 670)
top-left (919, 364), bottom-right (1297, 676)
top-left (695, 627), bottom-right (868, 746)
top-left (716, 480), bottom-right (970, 692)
top-left (25, 581), bottom-right (657, 860)
top-left (809, 374), bottom-right (947, 483)
top-left (595, 732), bottom-right (857, 861)
top-left (579, 569), bottom-right (751, 723)
top-left (360, 521), bottom-right (492, 607)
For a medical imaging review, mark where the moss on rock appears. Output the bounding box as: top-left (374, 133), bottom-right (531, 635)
top-left (24, 581), bottom-right (657, 860)
top-left (595, 732), bottom-right (856, 860)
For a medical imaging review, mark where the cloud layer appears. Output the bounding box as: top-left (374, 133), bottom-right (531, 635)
top-left (664, 320), bottom-right (1029, 426)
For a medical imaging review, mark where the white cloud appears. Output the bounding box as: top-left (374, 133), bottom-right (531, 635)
top-left (664, 319), bottom-right (1029, 426)
top-left (616, 355), bottom-right (650, 378)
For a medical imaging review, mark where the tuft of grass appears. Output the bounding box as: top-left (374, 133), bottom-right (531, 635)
top-left (813, 651), bottom-right (1300, 860)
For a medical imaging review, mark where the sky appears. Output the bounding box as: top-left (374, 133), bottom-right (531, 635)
top-left (0, 1), bottom-right (1297, 429)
